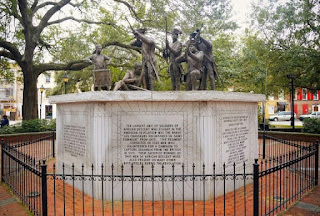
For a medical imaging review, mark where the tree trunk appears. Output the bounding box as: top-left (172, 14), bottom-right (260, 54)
top-left (22, 65), bottom-right (38, 120)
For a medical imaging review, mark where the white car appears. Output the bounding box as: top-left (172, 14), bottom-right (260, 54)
top-left (299, 111), bottom-right (320, 121)
top-left (268, 111), bottom-right (296, 121)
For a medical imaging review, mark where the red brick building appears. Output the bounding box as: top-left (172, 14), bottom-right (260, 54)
top-left (292, 88), bottom-right (320, 117)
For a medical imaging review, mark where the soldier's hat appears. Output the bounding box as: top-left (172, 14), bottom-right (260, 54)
top-left (171, 28), bottom-right (182, 35)
top-left (190, 29), bottom-right (200, 38)
top-left (95, 44), bottom-right (102, 49)
top-left (189, 38), bottom-right (197, 46)
top-left (136, 28), bottom-right (147, 33)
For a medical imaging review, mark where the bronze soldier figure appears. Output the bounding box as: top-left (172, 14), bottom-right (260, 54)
top-left (176, 39), bottom-right (204, 90)
top-left (130, 28), bottom-right (158, 90)
top-left (191, 29), bottom-right (218, 90)
top-left (86, 44), bottom-right (112, 91)
top-left (165, 28), bottom-right (183, 91)
top-left (114, 62), bottom-right (146, 91)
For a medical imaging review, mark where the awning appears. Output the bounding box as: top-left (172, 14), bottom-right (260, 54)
top-left (277, 102), bottom-right (287, 106)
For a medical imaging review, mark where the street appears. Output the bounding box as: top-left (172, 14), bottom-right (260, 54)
top-left (268, 119), bottom-right (303, 127)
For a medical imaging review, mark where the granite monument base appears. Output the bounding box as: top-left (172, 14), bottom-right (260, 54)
top-left (50, 91), bottom-right (265, 200)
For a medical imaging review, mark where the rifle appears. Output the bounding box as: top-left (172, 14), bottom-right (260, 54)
top-left (125, 17), bottom-right (135, 34)
top-left (165, 16), bottom-right (169, 59)
top-left (162, 16), bottom-right (169, 62)
top-left (191, 23), bottom-right (203, 40)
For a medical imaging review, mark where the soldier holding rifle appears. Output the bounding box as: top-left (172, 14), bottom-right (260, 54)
top-left (191, 28), bottom-right (219, 90)
top-left (176, 39), bottom-right (204, 90)
top-left (129, 25), bottom-right (158, 91)
top-left (164, 28), bottom-right (183, 91)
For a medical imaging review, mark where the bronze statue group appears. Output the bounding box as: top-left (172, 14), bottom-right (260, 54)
top-left (88, 27), bottom-right (218, 91)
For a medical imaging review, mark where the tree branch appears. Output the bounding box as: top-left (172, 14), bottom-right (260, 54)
top-left (38, 38), bottom-right (52, 49)
top-left (103, 41), bottom-right (163, 58)
top-left (103, 41), bottom-right (141, 53)
top-left (307, 20), bottom-right (320, 37)
top-left (36, 0), bottom-right (71, 36)
top-left (18, 0), bottom-right (31, 28)
top-left (33, 1), bottom-right (57, 12)
top-left (47, 16), bottom-right (116, 27)
top-left (0, 39), bottom-right (23, 63)
top-left (0, 50), bottom-right (15, 61)
top-left (114, 0), bottom-right (143, 22)
top-left (34, 60), bottom-right (91, 74)
top-left (69, 1), bottom-right (86, 8)
top-left (0, 2), bottom-right (22, 21)
top-left (31, 0), bottom-right (39, 11)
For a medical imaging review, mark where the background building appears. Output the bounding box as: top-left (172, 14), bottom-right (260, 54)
top-left (1, 67), bottom-right (57, 120)
top-left (294, 88), bottom-right (320, 116)
top-left (264, 91), bottom-right (288, 119)
top-left (37, 72), bottom-right (57, 119)
top-left (0, 67), bottom-right (23, 120)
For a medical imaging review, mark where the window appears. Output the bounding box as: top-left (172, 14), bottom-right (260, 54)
top-left (268, 95), bottom-right (274, 100)
top-left (5, 89), bottom-right (10, 97)
top-left (278, 91), bottom-right (284, 100)
top-left (268, 105), bottom-right (274, 114)
top-left (313, 91), bottom-right (319, 100)
top-left (302, 88), bottom-right (307, 100)
top-left (294, 90), bottom-right (297, 100)
top-left (45, 74), bottom-right (51, 83)
top-left (45, 105), bottom-right (53, 119)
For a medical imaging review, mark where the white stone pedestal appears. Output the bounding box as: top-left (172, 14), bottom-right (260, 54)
top-left (50, 91), bottom-right (265, 201)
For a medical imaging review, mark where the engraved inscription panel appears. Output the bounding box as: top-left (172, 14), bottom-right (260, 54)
top-left (63, 125), bottom-right (87, 158)
top-left (221, 114), bottom-right (250, 169)
top-left (120, 113), bottom-right (184, 165)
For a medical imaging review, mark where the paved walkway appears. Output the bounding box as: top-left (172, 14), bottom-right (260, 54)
top-left (0, 183), bottom-right (31, 216)
top-left (0, 182), bottom-right (319, 215)
top-left (283, 185), bottom-right (320, 216)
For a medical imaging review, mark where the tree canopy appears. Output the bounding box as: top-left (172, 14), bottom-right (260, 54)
top-left (246, 0), bottom-right (320, 93)
top-left (1, 0), bottom-right (319, 120)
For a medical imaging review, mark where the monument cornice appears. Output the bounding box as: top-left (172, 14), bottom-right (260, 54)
top-left (49, 91), bottom-right (266, 104)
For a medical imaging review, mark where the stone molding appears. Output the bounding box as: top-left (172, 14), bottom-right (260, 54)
top-left (50, 91), bottom-right (265, 104)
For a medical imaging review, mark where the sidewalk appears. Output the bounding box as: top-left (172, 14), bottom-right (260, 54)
top-left (283, 185), bottom-right (320, 216)
top-left (0, 184), bottom-right (31, 216)
top-left (0, 182), bottom-right (319, 215)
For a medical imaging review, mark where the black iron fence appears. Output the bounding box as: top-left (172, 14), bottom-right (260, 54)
top-left (45, 162), bottom-right (255, 216)
top-left (1, 133), bottom-right (319, 216)
top-left (1, 138), bottom-right (47, 216)
top-left (259, 132), bottom-right (315, 161)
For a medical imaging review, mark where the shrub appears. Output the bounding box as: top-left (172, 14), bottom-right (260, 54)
top-left (302, 118), bottom-right (320, 134)
top-left (0, 119), bottom-right (56, 134)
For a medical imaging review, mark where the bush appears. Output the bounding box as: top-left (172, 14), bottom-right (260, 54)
top-left (0, 119), bottom-right (56, 134)
top-left (302, 118), bottom-right (320, 134)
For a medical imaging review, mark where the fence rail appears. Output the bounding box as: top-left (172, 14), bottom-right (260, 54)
top-left (1, 133), bottom-right (319, 216)
top-left (259, 132), bottom-right (315, 161)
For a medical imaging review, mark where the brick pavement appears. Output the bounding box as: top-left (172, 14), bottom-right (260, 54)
top-left (282, 186), bottom-right (320, 216)
top-left (0, 137), bottom-right (319, 215)
top-left (0, 183), bottom-right (32, 216)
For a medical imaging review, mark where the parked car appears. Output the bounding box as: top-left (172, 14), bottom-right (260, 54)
top-left (299, 111), bottom-right (320, 121)
top-left (268, 111), bottom-right (296, 121)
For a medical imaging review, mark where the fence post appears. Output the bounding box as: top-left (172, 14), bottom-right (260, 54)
top-left (253, 159), bottom-right (259, 216)
top-left (315, 140), bottom-right (319, 186)
top-left (41, 160), bottom-right (48, 216)
top-left (1, 139), bottom-right (5, 182)
top-left (52, 131), bottom-right (55, 158)
top-left (263, 131), bottom-right (266, 159)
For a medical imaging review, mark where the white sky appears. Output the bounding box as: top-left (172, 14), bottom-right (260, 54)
top-left (230, 0), bottom-right (256, 34)
top-left (231, 0), bottom-right (289, 34)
